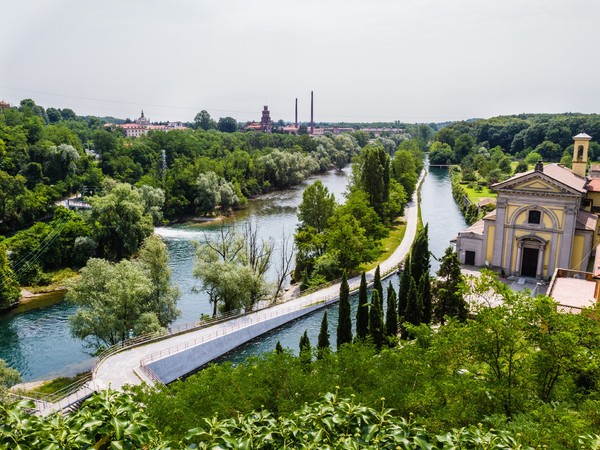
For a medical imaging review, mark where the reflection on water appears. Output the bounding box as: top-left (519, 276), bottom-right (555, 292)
top-left (0, 164), bottom-right (466, 381)
top-left (0, 168), bottom-right (350, 381)
top-left (420, 166), bottom-right (468, 273)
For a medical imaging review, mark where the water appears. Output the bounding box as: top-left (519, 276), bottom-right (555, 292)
top-left (421, 166), bottom-right (468, 273)
top-left (0, 168), bottom-right (350, 381)
top-left (217, 162), bottom-right (468, 361)
top-left (0, 163), bottom-right (467, 381)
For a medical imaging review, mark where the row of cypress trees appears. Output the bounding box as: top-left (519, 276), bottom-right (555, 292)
top-left (293, 224), bottom-right (467, 354)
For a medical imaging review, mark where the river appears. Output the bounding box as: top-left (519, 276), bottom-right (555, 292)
top-left (0, 163), bottom-right (467, 382)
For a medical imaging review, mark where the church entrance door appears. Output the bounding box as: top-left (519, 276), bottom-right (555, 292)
top-left (521, 247), bottom-right (538, 277)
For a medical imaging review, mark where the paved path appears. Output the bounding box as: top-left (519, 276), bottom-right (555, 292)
top-left (93, 170), bottom-right (423, 392)
top-left (27, 170), bottom-right (424, 414)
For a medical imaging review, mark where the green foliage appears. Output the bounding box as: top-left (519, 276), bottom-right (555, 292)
top-left (385, 283), bottom-right (398, 339)
top-left (0, 390), bottom-right (167, 449)
top-left (297, 180), bottom-right (336, 234)
top-left (317, 312), bottom-right (330, 358)
top-left (368, 289), bottom-right (384, 349)
top-left (355, 144), bottom-right (390, 218)
top-left (433, 247), bottom-right (468, 324)
top-left (336, 272), bottom-right (352, 348)
top-left (135, 273), bottom-right (600, 447)
top-left (194, 224), bottom-right (271, 315)
top-left (0, 244), bottom-right (20, 308)
top-left (89, 182), bottom-right (154, 260)
top-left (355, 272), bottom-right (369, 340)
top-left (67, 235), bottom-right (179, 348)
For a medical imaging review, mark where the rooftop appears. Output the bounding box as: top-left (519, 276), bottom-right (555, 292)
top-left (547, 269), bottom-right (599, 312)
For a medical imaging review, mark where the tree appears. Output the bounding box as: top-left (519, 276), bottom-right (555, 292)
top-left (217, 117), bottom-right (238, 133)
top-left (67, 258), bottom-right (157, 348)
top-left (0, 244), bottom-right (20, 308)
top-left (297, 180), bottom-right (336, 234)
top-left (391, 149), bottom-right (419, 198)
top-left (355, 272), bottom-right (369, 340)
top-left (194, 110), bottom-right (217, 130)
top-left (421, 272), bottom-right (432, 325)
top-left (429, 141), bottom-right (455, 165)
top-left (398, 257), bottom-right (411, 323)
top-left (137, 235), bottom-right (180, 327)
top-left (195, 171), bottom-right (239, 215)
top-left (299, 330), bottom-right (311, 360)
top-left (357, 144), bottom-right (390, 218)
top-left (0, 358), bottom-right (21, 391)
top-left (373, 265), bottom-right (383, 304)
top-left (368, 289), bottom-right (384, 349)
top-left (275, 341), bottom-right (284, 354)
top-left (317, 312), bottom-right (330, 358)
top-left (273, 231), bottom-right (294, 302)
top-left (385, 284), bottom-right (398, 339)
top-left (433, 247), bottom-right (468, 324)
top-left (194, 225), bottom-right (270, 316)
top-left (336, 272), bottom-right (352, 348)
top-left (402, 277), bottom-right (422, 339)
top-left (89, 182), bottom-right (153, 260)
top-left (410, 224), bottom-right (430, 289)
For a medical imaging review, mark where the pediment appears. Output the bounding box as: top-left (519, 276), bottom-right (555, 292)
top-left (494, 171), bottom-right (582, 196)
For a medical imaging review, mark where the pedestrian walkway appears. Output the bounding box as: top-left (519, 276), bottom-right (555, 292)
top-left (34, 170), bottom-right (424, 414)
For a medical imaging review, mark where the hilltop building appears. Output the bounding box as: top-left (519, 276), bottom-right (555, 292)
top-left (112, 111), bottom-right (188, 137)
top-left (456, 133), bottom-right (600, 280)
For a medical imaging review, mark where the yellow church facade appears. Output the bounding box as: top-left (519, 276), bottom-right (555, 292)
top-left (456, 133), bottom-right (599, 279)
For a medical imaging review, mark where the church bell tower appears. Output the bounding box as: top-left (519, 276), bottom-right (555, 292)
top-left (572, 132), bottom-right (592, 178)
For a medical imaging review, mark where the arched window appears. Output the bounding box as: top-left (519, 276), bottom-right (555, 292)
top-left (578, 145), bottom-right (584, 161)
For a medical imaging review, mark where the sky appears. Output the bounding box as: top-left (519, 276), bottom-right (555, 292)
top-left (1, 0), bottom-right (599, 124)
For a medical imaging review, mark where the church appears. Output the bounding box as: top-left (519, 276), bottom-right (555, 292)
top-left (455, 133), bottom-right (599, 280)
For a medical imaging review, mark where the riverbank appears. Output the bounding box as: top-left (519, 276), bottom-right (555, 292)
top-left (92, 170), bottom-right (423, 391)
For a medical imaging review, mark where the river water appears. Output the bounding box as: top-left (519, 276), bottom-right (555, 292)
top-left (0, 164), bottom-right (466, 381)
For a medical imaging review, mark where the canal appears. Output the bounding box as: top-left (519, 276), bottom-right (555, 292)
top-left (0, 163), bottom-right (467, 382)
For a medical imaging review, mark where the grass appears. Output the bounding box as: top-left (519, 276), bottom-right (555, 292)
top-left (23, 268), bottom-right (78, 294)
top-left (461, 183), bottom-right (497, 203)
top-left (361, 219), bottom-right (406, 272)
top-left (27, 372), bottom-right (89, 396)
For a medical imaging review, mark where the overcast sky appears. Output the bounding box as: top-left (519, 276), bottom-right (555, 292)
top-left (1, 0), bottom-right (598, 124)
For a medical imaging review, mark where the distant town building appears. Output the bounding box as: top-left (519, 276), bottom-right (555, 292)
top-left (0, 100), bottom-right (11, 110)
top-left (243, 106), bottom-right (273, 133)
top-left (109, 111), bottom-right (188, 137)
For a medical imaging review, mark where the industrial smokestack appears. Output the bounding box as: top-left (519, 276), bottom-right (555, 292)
top-left (295, 98), bottom-right (298, 128)
top-left (310, 91), bottom-right (314, 134)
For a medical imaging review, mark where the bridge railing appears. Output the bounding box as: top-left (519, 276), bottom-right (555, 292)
top-left (9, 373), bottom-right (95, 416)
top-left (92, 309), bottom-right (243, 376)
top-left (140, 292), bottom-right (340, 367)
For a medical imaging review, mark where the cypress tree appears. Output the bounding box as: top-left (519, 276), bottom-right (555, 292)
top-left (433, 246), bottom-right (468, 324)
top-left (275, 340), bottom-right (283, 354)
top-left (337, 272), bottom-right (352, 348)
top-left (403, 277), bottom-right (423, 339)
top-left (421, 272), bottom-right (432, 325)
top-left (398, 256), bottom-right (411, 322)
top-left (299, 330), bottom-right (311, 358)
top-left (317, 312), bottom-right (330, 358)
top-left (369, 289), bottom-right (385, 349)
top-left (385, 284), bottom-right (398, 339)
top-left (410, 224), bottom-right (430, 290)
top-left (373, 265), bottom-right (383, 304)
top-left (355, 272), bottom-right (369, 340)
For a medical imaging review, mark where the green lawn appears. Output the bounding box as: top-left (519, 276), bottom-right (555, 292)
top-left (361, 220), bottom-right (406, 272)
top-left (461, 183), bottom-right (497, 203)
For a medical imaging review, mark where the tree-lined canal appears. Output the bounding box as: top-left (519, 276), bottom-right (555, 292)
top-left (0, 163), bottom-right (466, 382)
